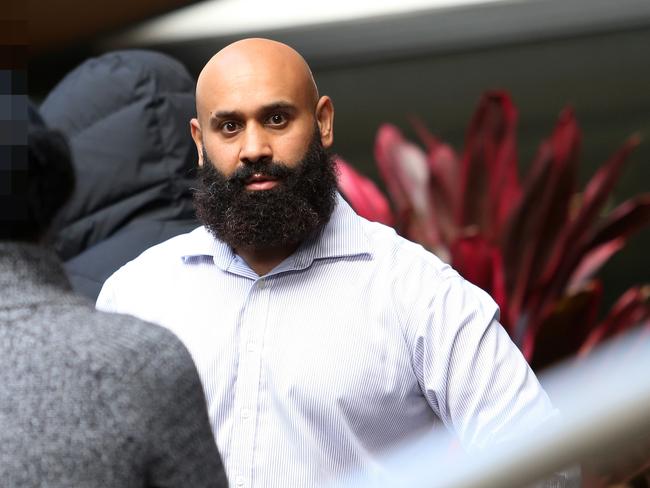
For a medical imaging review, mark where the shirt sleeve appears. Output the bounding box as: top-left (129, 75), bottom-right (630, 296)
top-left (96, 268), bottom-right (143, 319)
top-left (411, 276), bottom-right (557, 452)
top-left (96, 273), bottom-right (120, 313)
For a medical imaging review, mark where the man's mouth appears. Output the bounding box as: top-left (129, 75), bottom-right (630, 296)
top-left (244, 173), bottom-right (280, 191)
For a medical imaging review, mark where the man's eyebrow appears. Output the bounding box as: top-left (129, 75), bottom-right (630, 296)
top-left (209, 110), bottom-right (243, 123)
top-left (260, 101), bottom-right (297, 113)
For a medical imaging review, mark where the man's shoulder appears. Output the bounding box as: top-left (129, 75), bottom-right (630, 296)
top-left (361, 219), bottom-right (497, 308)
top-left (125, 225), bottom-right (208, 263)
top-left (96, 226), bottom-right (211, 313)
top-left (104, 226), bottom-right (208, 279)
top-left (356, 216), bottom-right (455, 280)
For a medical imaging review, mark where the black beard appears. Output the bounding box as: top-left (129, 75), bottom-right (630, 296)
top-left (193, 132), bottom-right (338, 250)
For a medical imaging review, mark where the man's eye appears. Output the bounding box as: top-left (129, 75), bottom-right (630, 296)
top-left (221, 122), bottom-right (239, 133)
top-left (267, 113), bottom-right (287, 126)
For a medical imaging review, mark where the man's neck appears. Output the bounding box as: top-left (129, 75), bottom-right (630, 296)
top-left (235, 242), bottom-right (301, 277)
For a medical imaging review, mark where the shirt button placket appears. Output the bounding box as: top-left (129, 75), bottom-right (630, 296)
top-left (230, 277), bottom-right (271, 487)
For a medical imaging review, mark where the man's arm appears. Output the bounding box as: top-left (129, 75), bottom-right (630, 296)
top-left (96, 271), bottom-right (125, 313)
top-left (412, 276), bottom-right (556, 450)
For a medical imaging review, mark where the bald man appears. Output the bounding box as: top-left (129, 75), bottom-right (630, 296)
top-left (97, 39), bottom-right (562, 487)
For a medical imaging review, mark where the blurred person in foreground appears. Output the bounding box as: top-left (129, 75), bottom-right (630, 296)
top-left (40, 50), bottom-right (200, 301)
top-left (97, 38), bottom-right (572, 487)
top-left (0, 103), bottom-right (228, 487)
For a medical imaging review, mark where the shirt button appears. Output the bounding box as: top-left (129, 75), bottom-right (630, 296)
top-left (241, 408), bottom-right (251, 419)
top-left (246, 342), bottom-right (257, 353)
top-left (235, 475), bottom-right (245, 486)
top-left (257, 279), bottom-right (266, 289)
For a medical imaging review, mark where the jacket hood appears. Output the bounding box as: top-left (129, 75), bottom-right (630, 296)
top-left (40, 50), bottom-right (198, 260)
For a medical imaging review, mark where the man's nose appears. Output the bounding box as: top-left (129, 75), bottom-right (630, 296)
top-left (239, 124), bottom-right (272, 164)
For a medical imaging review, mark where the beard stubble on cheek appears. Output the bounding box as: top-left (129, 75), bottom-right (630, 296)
top-left (193, 131), bottom-right (338, 250)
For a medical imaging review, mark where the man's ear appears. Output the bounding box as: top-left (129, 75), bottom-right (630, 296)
top-left (315, 96), bottom-right (334, 149)
top-left (190, 118), bottom-right (204, 167)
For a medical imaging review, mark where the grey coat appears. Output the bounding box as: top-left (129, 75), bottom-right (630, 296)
top-left (0, 242), bottom-right (228, 487)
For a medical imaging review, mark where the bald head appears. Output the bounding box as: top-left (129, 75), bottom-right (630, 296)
top-left (189, 38), bottom-right (334, 175)
top-left (195, 38), bottom-right (319, 122)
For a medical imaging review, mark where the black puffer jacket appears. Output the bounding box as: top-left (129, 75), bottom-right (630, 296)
top-left (41, 50), bottom-right (199, 300)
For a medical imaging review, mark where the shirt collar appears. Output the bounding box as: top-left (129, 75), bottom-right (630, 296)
top-left (291, 193), bottom-right (372, 270)
top-left (180, 193), bottom-right (372, 272)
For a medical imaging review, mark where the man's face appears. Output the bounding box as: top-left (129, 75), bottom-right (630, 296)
top-left (194, 54), bottom-right (329, 182)
top-left (190, 41), bottom-right (337, 249)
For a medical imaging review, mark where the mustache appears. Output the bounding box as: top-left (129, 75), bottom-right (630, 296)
top-left (226, 160), bottom-right (294, 187)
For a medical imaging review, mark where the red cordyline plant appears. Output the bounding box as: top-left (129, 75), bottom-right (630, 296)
top-left (336, 91), bottom-right (650, 370)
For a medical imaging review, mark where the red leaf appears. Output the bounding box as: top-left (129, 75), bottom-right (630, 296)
top-left (579, 286), bottom-right (650, 357)
top-left (502, 143), bottom-right (554, 307)
top-left (409, 115), bottom-right (440, 152)
top-left (567, 238), bottom-right (625, 293)
top-left (375, 124), bottom-right (412, 215)
top-left (578, 135), bottom-right (641, 229)
top-left (407, 116), bottom-right (461, 207)
top-left (566, 196), bottom-right (650, 292)
top-left (531, 107), bottom-right (581, 279)
top-left (487, 94), bottom-right (521, 237)
top-left (588, 194), bottom-right (650, 250)
top-left (525, 281), bottom-right (603, 369)
top-left (450, 235), bottom-right (508, 328)
top-left (407, 116), bottom-right (463, 248)
top-left (503, 109), bottom-right (581, 333)
top-left (451, 234), bottom-right (494, 293)
top-left (375, 124), bottom-right (441, 248)
top-left (427, 144), bottom-right (461, 246)
top-left (335, 158), bottom-right (394, 226)
top-left (458, 91), bottom-right (520, 238)
top-left (541, 135), bottom-right (640, 304)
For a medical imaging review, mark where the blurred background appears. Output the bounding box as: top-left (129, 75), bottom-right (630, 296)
top-left (28, 0), bottom-right (650, 312)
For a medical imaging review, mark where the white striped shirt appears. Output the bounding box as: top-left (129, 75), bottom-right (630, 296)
top-left (97, 194), bottom-right (555, 488)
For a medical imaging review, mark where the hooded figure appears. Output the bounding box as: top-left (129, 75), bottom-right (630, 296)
top-left (40, 50), bottom-right (199, 300)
